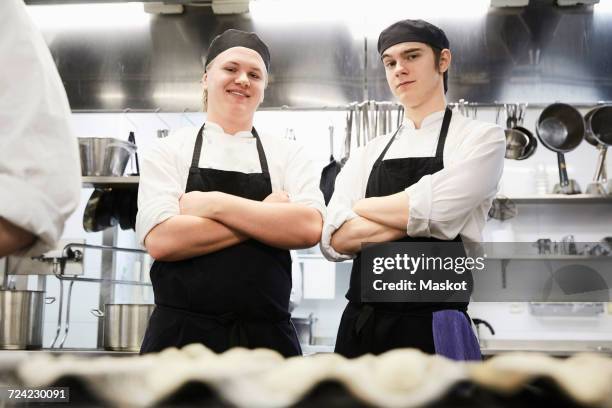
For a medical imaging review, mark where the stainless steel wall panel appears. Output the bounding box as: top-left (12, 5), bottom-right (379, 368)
top-left (28, 1), bottom-right (612, 110)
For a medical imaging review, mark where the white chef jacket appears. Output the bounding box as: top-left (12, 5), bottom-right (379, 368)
top-left (136, 122), bottom-right (326, 246)
top-left (321, 109), bottom-right (505, 261)
top-left (0, 0), bottom-right (81, 256)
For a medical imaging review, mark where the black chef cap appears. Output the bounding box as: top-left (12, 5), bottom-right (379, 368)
top-left (205, 29), bottom-right (270, 72)
top-left (378, 19), bottom-right (450, 93)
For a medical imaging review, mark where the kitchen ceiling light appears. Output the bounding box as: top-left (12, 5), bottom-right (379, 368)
top-left (143, 2), bottom-right (184, 14)
top-left (211, 0), bottom-right (249, 14)
top-left (490, 0), bottom-right (529, 6)
top-left (556, 0), bottom-right (599, 5)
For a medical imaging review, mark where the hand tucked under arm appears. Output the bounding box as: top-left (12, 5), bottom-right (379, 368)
top-left (0, 217), bottom-right (35, 258)
top-left (352, 191), bottom-right (410, 231)
top-left (144, 215), bottom-right (247, 261)
top-left (180, 191), bottom-right (322, 249)
top-left (330, 216), bottom-right (406, 255)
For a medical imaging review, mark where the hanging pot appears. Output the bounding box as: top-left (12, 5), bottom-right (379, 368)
top-left (584, 105), bottom-right (612, 195)
top-left (504, 104), bottom-right (537, 160)
top-left (91, 304), bottom-right (154, 352)
top-left (536, 103), bottom-right (584, 194)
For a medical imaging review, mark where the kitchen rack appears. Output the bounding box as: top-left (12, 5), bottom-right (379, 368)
top-left (72, 100), bottom-right (612, 114)
top-left (497, 195), bottom-right (612, 204)
top-left (37, 242), bottom-right (150, 349)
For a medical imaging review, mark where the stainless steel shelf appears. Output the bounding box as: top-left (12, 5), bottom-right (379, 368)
top-left (82, 176), bottom-right (139, 188)
top-left (497, 194), bottom-right (612, 204)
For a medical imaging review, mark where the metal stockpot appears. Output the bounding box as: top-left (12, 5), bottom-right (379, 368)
top-left (78, 137), bottom-right (136, 177)
top-left (91, 304), bottom-right (154, 351)
top-left (0, 290), bottom-right (51, 350)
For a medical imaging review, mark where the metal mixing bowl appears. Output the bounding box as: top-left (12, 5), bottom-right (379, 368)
top-left (79, 137), bottom-right (136, 177)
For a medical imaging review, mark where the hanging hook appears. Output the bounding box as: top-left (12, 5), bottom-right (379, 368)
top-left (154, 108), bottom-right (171, 129)
top-left (182, 108), bottom-right (197, 126)
top-left (122, 108), bottom-right (138, 130)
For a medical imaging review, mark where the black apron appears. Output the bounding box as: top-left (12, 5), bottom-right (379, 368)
top-left (335, 108), bottom-right (474, 358)
top-left (140, 125), bottom-right (301, 357)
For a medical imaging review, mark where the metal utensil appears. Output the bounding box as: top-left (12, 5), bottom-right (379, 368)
top-left (354, 104), bottom-right (362, 148)
top-left (536, 103), bottom-right (585, 194)
top-left (341, 106), bottom-right (354, 165)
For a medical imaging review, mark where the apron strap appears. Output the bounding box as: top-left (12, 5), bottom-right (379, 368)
top-left (373, 126), bottom-right (403, 166)
top-left (191, 125), bottom-right (205, 169)
top-left (252, 127), bottom-right (270, 176)
top-left (434, 107), bottom-right (453, 158)
top-left (373, 106), bottom-right (453, 166)
top-left (190, 124), bottom-right (271, 177)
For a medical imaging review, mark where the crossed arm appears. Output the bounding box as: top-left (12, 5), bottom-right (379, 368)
top-left (145, 191), bottom-right (323, 261)
top-left (330, 191), bottom-right (410, 255)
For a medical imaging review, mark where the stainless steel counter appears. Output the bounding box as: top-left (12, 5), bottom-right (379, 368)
top-left (302, 340), bottom-right (612, 357)
top-left (480, 339), bottom-right (612, 357)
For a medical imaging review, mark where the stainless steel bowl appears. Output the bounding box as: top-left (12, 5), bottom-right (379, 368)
top-left (78, 137), bottom-right (136, 177)
top-left (0, 290), bottom-right (46, 350)
top-left (91, 304), bottom-right (154, 352)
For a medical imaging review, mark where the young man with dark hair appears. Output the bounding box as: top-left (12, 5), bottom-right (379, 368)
top-left (321, 19), bottom-right (505, 360)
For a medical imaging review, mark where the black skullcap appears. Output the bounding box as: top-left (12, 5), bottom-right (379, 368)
top-left (205, 29), bottom-right (270, 72)
top-left (378, 19), bottom-right (449, 55)
top-left (378, 19), bottom-right (450, 93)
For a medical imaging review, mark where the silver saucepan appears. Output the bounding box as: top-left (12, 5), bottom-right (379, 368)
top-left (504, 104), bottom-right (537, 160)
top-left (584, 105), bottom-right (612, 195)
top-left (536, 103), bottom-right (584, 194)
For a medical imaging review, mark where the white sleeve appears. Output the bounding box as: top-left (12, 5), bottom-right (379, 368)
top-left (135, 139), bottom-right (184, 246)
top-left (404, 125), bottom-right (505, 240)
top-left (319, 147), bottom-right (367, 262)
top-left (0, 0), bottom-right (81, 256)
top-left (283, 142), bottom-right (326, 217)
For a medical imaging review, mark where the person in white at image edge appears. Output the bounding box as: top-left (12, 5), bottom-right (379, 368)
top-left (321, 19), bottom-right (505, 360)
top-left (0, 0), bottom-right (81, 259)
top-left (136, 29), bottom-right (325, 357)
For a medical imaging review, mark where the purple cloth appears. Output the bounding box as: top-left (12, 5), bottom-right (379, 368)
top-left (432, 310), bottom-right (482, 361)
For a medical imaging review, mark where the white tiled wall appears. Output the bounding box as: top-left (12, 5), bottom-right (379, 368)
top-left (36, 107), bottom-right (612, 348)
